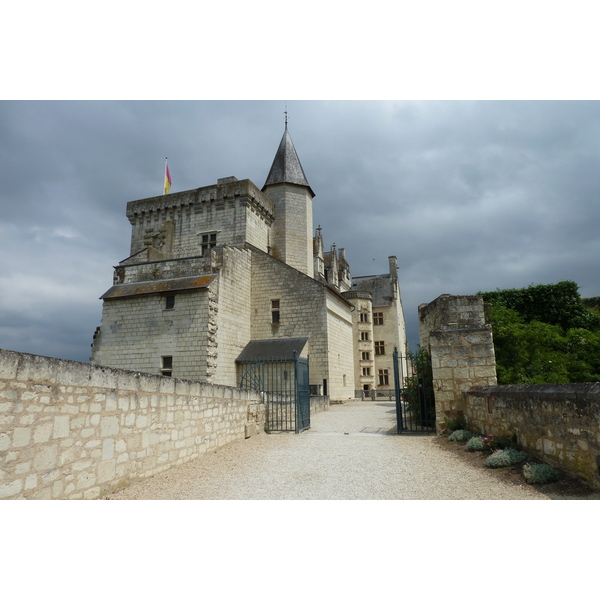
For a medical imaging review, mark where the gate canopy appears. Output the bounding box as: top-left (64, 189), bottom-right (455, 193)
top-left (236, 338), bottom-right (308, 362)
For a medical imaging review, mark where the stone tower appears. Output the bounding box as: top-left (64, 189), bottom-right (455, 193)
top-left (262, 122), bottom-right (315, 277)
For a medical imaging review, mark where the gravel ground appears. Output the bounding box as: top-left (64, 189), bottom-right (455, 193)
top-left (104, 401), bottom-right (553, 500)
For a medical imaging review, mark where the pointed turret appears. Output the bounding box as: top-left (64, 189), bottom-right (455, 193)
top-left (263, 123), bottom-right (315, 197)
top-left (262, 122), bottom-right (315, 277)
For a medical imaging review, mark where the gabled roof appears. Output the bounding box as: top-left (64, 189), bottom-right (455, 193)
top-left (262, 126), bottom-right (315, 197)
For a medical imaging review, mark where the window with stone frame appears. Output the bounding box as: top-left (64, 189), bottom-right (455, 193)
top-left (361, 351), bottom-right (370, 361)
top-left (359, 312), bottom-right (369, 323)
top-left (374, 341), bottom-right (385, 355)
top-left (378, 369), bottom-right (389, 386)
top-left (271, 299), bottom-right (280, 324)
top-left (360, 332), bottom-right (369, 341)
top-left (373, 312), bottom-right (384, 325)
top-left (362, 367), bottom-right (371, 376)
top-left (200, 232), bottom-right (217, 255)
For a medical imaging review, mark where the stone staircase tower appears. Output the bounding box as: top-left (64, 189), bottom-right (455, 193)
top-left (262, 121), bottom-right (315, 277)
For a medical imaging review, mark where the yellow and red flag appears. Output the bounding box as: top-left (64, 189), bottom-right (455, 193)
top-left (164, 158), bottom-right (172, 195)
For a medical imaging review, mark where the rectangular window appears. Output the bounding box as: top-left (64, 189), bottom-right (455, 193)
top-left (361, 352), bottom-right (370, 361)
top-left (165, 295), bottom-right (175, 310)
top-left (201, 232), bottom-right (217, 255)
top-left (363, 384), bottom-right (370, 392)
top-left (375, 341), bottom-right (385, 355)
top-left (360, 332), bottom-right (369, 341)
top-left (271, 299), bottom-right (280, 324)
top-left (359, 312), bottom-right (369, 323)
top-left (379, 369), bottom-right (389, 386)
top-left (161, 356), bottom-right (173, 377)
top-left (373, 312), bottom-right (384, 325)
top-left (362, 367), bottom-right (371, 376)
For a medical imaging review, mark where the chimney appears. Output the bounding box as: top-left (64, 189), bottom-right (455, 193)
top-left (389, 256), bottom-right (398, 279)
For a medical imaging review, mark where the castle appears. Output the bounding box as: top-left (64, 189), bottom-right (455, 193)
top-left (90, 123), bottom-right (407, 401)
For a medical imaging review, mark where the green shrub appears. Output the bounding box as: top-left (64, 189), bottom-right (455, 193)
top-left (466, 436), bottom-right (485, 452)
top-left (444, 414), bottom-right (466, 432)
top-left (448, 429), bottom-right (475, 442)
top-left (523, 463), bottom-right (561, 485)
top-left (486, 448), bottom-right (529, 468)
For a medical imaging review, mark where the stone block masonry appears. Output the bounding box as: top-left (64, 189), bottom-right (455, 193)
top-left (419, 295), bottom-right (497, 432)
top-left (464, 384), bottom-right (600, 490)
top-left (0, 348), bottom-right (265, 500)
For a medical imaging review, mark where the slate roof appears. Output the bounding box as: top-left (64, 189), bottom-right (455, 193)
top-left (351, 274), bottom-right (394, 307)
top-left (236, 338), bottom-right (309, 362)
top-left (100, 274), bottom-right (216, 299)
top-left (262, 127), bottom-right (315, 197)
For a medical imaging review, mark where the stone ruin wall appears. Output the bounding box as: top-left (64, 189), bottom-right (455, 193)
top-left (419, 294), bottom-right (600, 488)
top-left (418, 295), bottom-right (497, 432)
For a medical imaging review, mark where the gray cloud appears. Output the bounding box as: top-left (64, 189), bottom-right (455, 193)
top-left (1, 100), bottom-right (599, 361)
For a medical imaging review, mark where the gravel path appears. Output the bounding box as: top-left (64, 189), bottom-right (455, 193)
top-left (105, 401), bottom-right (550, 500)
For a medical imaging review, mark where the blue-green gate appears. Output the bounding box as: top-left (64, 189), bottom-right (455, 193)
top-left (393, 347), bottom-right (436, 434)
top-left (239, 351), bottom-right (310, 433)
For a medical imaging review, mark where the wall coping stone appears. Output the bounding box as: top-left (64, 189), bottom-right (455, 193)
top-left (468, 382), bottom-right (600, 400)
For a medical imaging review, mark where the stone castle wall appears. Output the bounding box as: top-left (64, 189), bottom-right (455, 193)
top-left (126, 179), bottom-right (274, 259)
top-left (325, 293), bottom-right (356, 399)
top-left (211, 247), bottom-right (253, 386)
top-left (91, 283), bottom-right (214, 382)
top-left (249, 248), bottom-right (354, 401)
top-left (0, 349), bottom-right (265, 500)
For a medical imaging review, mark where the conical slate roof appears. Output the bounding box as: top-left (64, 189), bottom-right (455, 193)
top-left (262, 126), bottom-right (315, 197)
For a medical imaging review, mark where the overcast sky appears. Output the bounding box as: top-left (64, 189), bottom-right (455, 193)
top-left (1, 99), bottom-right (599, 361)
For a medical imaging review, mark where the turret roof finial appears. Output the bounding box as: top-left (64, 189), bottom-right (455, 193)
top-left (284, 106), bottom-right (288, 130)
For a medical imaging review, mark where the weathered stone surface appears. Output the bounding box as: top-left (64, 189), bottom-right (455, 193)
top-left (465, 384), bottom-right (600, 489)
top-left (0, 348), bottom-right (265, 499)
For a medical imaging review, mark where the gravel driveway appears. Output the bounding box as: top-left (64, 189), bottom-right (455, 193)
top-left (104, 401), bottom-right (551, 500)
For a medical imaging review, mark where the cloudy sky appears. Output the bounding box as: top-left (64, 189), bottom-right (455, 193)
top-left (1, 99), bottom-right (599, 362)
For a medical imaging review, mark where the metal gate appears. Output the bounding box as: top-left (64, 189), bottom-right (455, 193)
top-left (393, 347), bottom-right (436, 434)
top-left (239, 351), bottom-right (310, 433)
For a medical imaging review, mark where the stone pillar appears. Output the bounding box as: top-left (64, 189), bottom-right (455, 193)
top-left (418, 295), bottom-right (497, 433)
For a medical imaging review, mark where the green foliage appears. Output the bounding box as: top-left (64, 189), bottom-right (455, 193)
top-left (523, 463), bottom-right (561, 485)
top-left (444, 413), bottom-right (466, 432)
top-left (583, 297), bottom-right (600, 316)
top-left (466, 436), bottom-right (485, 451)
top-left (479, 281), bottom-right (600, 331)
top-left (401, 347), bottom-right (435, 426)
top-left (486, 448), bottom-right (528, 468)
top-left (480, 282), bottom-right (600, 384)
top-left (449, 429), bottom-right (475, 442)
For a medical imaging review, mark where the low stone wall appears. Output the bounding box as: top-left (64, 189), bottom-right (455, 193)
top-left (0, 349), bottom-right (265, 500)
top-left (464, 383), bottom-right (600, 489)
top-left (310, 395), bottom-right (330, 414)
